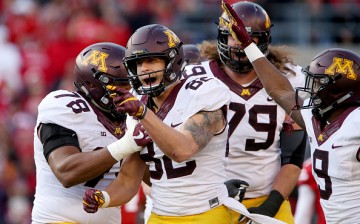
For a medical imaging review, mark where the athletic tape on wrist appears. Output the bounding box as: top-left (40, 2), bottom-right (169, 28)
top-left (99, 191), bottom-right (110, 208)
top-left (107, 130), bottom-right (138, 161)
top-left (244, 43), bottom-right (265, 63)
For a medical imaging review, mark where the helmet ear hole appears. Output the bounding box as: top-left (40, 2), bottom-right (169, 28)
top-left (84, 80), bottom-right (93, 87)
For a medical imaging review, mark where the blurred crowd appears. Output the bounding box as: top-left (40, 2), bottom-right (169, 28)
top-left (0, 0), bottom-right (359, 223)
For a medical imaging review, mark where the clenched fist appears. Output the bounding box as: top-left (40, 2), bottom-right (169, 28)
top-left (224, 179), bottom-right (249, 202)
top-left (83, 189), bottom-right (107, 213)
top-left (113, 87), bottom-right (147, 119)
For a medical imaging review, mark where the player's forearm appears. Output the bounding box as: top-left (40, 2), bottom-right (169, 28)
top-left (277, 92), bottom-right (306, 129)
top-left (271, 164), bottom-right (301, 199)
top-left (247, 46), bottom-right (305, 128)
top-left (140, 109), bottom-right (198, 163)
top-left (252, 58), bottom-right (299, 112)
top-left (106, 179), bottom-right (141, 207)
top-left (252, 57), bottom-right (295, 95)
top-left (53, 149), bottom-right (117, 187)
top-left (106, 154), bottom-right (145, 207)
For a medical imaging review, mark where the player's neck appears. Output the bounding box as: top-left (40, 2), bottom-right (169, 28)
top-left (326, 108), bottom-right (347, 124)
top-left (152, 80), bottom-right (180, 108)
top-left (224, 67), bottom-right (257, 85)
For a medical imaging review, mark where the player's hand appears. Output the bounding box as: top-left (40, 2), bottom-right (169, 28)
top-left (224, 179), bottom-right (249, 202)
top-left (221, 0), bottom-right (252, 49)
top-left (107, 119), bottom-right (151, 161)
top-left (247, 190), bottom-right (284, 217)
top-left (113, 87), bottom-right (147, 119)
top-left (133, 122), bottom-right (152, 147)
top-left (83, 189), bottom-right (105, 213)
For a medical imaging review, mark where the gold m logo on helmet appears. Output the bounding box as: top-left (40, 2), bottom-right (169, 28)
top-left (325, 57), bottom-right (357, 80)
top-left (264, 10), bottom-right (271, 29)
top-left (241, 88), bottom-right (251, 96)
top-left (81, 50), bottom-right (109, 73)
top-left (164, 30), bottom-right (180, 48)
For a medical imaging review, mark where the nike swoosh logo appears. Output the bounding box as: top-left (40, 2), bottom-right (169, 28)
top-left (267, 97), bottom-right (273, 102)
top-left (171, 122), bottom-right (183, 128)
top-left (332, 144), bottom-right (342, 149)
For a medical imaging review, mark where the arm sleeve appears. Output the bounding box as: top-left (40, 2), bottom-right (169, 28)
top-left (280, 130), bottom-right (308, 168)
top-left (39, 123), bottom-right (80, 162)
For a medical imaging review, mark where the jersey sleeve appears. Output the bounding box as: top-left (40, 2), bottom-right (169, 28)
top-left (284, 64), bottom-right (305, 88)
top-left (37, 90), bottom-right (94, 130)
top-left (283, 63), bottom-right (309, 104)
top-left (183, 76), bottom-right (231, 120)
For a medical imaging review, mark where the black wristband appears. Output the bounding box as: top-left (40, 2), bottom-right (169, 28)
top-left (262, 190), bottom-right (284, 216)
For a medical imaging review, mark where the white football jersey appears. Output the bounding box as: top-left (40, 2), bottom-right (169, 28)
top-left (138, 74), bottom-right (231, 216)
top-left (32, 90), bottom-right (123, 224)
top-left (184, 60), bottom-right (305, 198)
top-left (301, 103), bottom-right (360, 223)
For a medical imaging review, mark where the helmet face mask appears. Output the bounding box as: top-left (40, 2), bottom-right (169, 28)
top-left (296, 48), bottom-right (360, 118)
top-left (217, 1), bottom-right (272, 73)
top-left (124, 24), bottom-right (186, 97)
top-left (74, 42), bottom-right (129, 118)
top-left (297, 67), bottom-right (335, 109)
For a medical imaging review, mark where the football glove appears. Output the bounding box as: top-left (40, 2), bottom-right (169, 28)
top-left (247, 190), bottom-right (284, 217)
top-left (113, 87), bottom-right (147, 119)
top-left (83, 189), bottom-right (109, 213)
top-left (224, 179), bottom-right (249, 202)
top-left (221, 0), bottom-right (252, 49)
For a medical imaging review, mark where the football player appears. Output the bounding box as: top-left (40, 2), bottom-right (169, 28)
top-left (82, 24), bottom-right (286, 224)
top-left (222, 0), bottom-right (360, 223)
top-left (31, 42), bottom-right (151, 224)
top-left (82, 23), bottom-right (232, 224)
top-left (140, 42), bottom-right (204, 224)
top-left (193, 1), bottom-right (307, 223)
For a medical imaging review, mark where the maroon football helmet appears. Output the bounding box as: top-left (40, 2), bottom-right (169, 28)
top-left (218, 1), bottom-right (272, 73)
top-left (123, 24), bottom-right (186, 97)
top-left (74, 42), bottom-right (129, 117)
top-left (183, 44), bottom-right (201, 64)
top-left (296, 48), bottom-right (360, 118)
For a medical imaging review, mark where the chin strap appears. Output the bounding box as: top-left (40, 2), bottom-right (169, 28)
top-left (317, 92), bottom-right (352, 117)
top-left (313, 98), bottom-right (360, 129)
